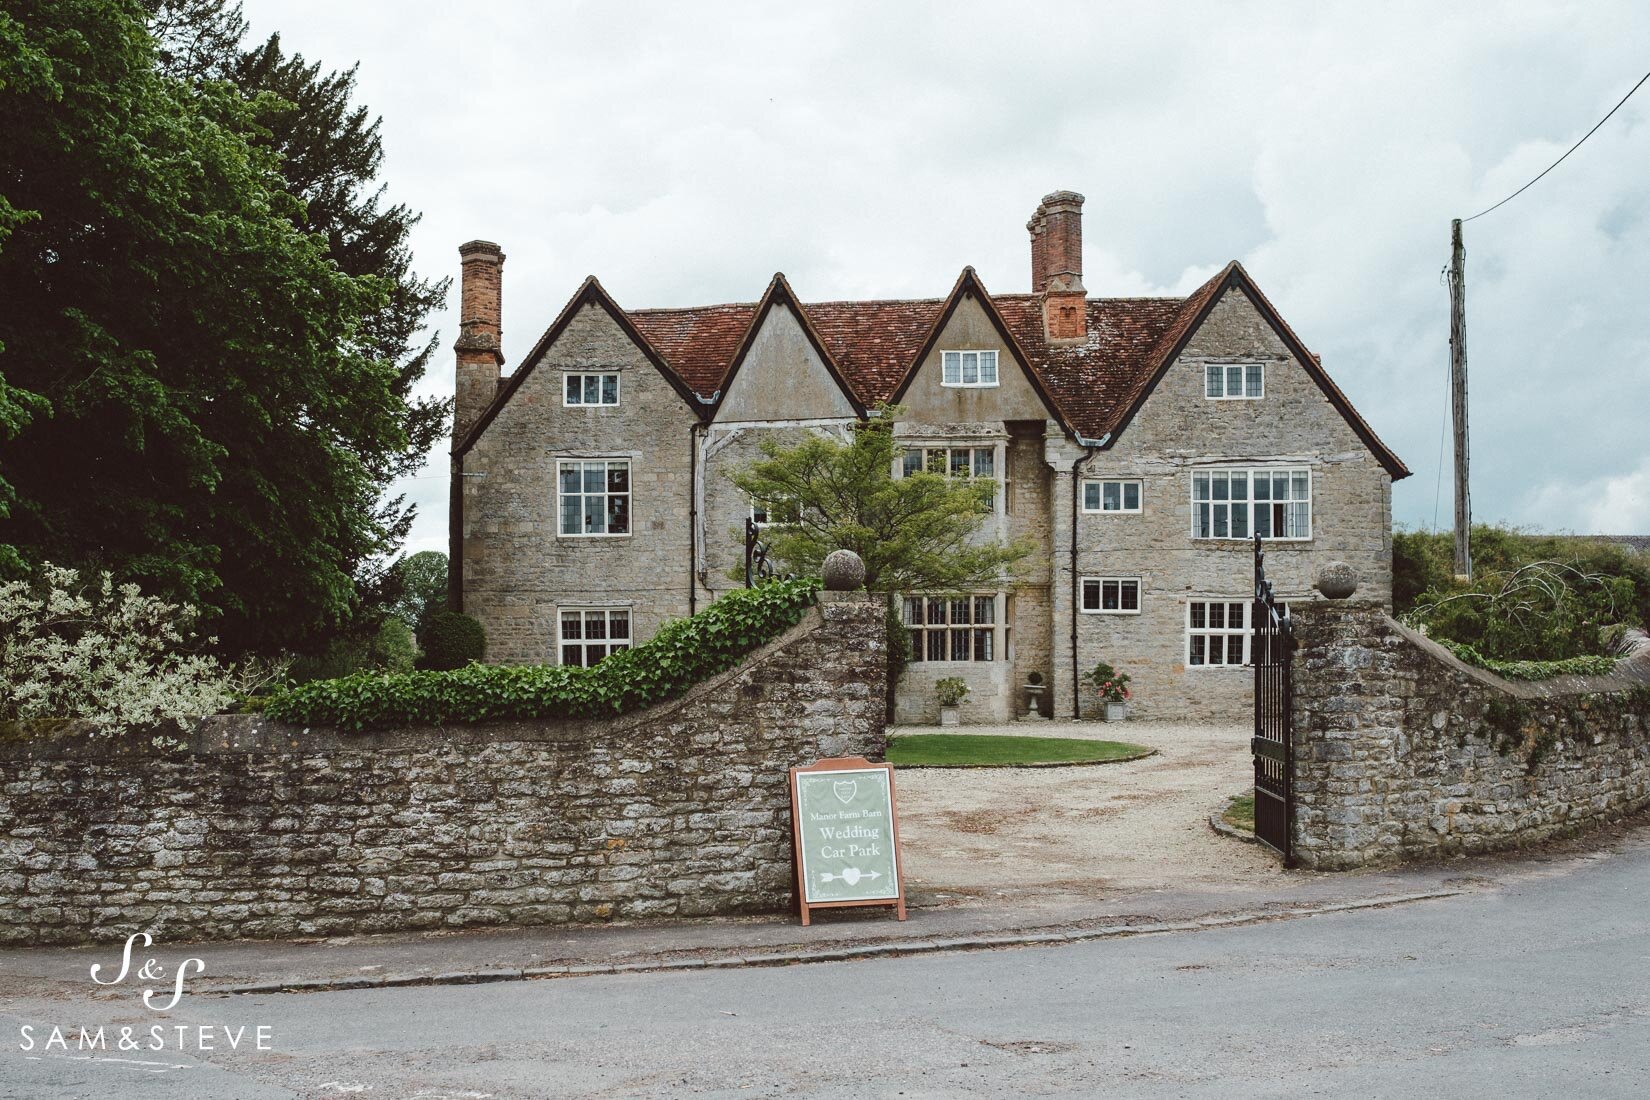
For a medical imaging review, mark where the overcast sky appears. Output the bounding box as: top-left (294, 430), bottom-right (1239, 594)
top-left (241, 1), bottom-right (1650, 556)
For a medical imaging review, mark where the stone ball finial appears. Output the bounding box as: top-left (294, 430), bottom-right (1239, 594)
top-left (822, 549), bottom-right (866, 592)
top-left (1316, 561), bottom-right (1359, 600)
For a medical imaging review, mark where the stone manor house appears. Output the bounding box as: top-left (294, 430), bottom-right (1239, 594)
top-left (448, 191), bottom-right (1409, 723)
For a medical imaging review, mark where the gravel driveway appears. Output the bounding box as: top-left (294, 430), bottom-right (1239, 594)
top-left (895, 721), bottom-right (1284, 906)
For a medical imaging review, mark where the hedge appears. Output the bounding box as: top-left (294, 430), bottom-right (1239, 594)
top-left (263, 577), bottom-right (820, 730)
top-left (1437, 639), bottom-right (1619, 682)
top-left (418, 610), bottom-right (486, 670)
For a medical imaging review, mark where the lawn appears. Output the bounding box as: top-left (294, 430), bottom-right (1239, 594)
top-left (886, 733), bottom-right (1152, 768)
top-left (1223, 791), bottom-right (1256, 833)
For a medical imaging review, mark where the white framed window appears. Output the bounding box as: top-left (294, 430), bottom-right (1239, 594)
top-left (1205, 362), bottom-right (1264, 399)
top-left (564, 372), bottom-right (620, 406)
top-left (557, 459), bottom-right (630, 536)
top-left (1080, 577), bottom-right (1141, 614)
top-left (901, 446), bottom-right (995, 480)
top-left (1186, 599), bottom-right (1250, 667)
top-left (1082, 479), bottom-right (1143, 513)
top-left (903, 595), bottom-right (999, 662)
top-left (559, 607), bottom-right (631, 666)
top-left (1192, 467), bottom-right (1310, 541)
top-left (1185, 599), bottom-right (1290, 667)
top-left (940, 350), bottom-right (999, 388)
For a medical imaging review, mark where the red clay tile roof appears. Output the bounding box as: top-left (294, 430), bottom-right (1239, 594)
top-left (629, 302), bottom-right (758, 397)
top-left (804, 297), bottom-right (946, 406)
top-left (475, 265), bottom-right (1407, 479)
top-left (992, 293), bottom-right (1186, 440)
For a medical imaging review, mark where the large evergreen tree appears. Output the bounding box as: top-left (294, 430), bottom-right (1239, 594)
top-left (0, 0), bottom-right (438, 653)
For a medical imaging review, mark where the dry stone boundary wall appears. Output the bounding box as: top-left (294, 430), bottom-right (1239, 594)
top-left (0, 593), bottom-right (886, 946)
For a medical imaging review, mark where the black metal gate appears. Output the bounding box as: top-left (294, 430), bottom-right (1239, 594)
top-left (1252, 533), bottom-right (1295, 863)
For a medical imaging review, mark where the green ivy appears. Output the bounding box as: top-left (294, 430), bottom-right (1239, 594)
top-left (264, 578), bottom-right (821, 730)
top-left (1439, 640), bottom-right (1618, 681)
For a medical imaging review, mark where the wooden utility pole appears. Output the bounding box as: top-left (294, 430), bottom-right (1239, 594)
top-left (1448, 218), bottom-right (1472, 581)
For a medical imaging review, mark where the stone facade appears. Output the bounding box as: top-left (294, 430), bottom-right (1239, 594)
top-left (1062, 288), bottom-right (1394, 721)
top-left (451, 192), bottom-right (1406, 725)
top-left (1290, 600), bottom-right (1650, 870)
top-left (460, 296), bottom-right (700, 664)
top-left (0, 594), bottom-right (886, 947)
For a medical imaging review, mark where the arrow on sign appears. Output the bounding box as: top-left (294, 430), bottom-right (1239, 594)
top-left (821, 868), bottom-right (881, 885)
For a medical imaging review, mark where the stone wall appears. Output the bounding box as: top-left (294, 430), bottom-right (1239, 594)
top-left (0, 594), bottom-right (886, 947)
top-left (1291, 600), bottom-right (1650, 870)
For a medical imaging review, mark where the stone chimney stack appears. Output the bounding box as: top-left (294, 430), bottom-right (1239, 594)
top-left (1027, 191), bottom-right (1087, 343)
top-left (453, 240), bottom-right (505, 443)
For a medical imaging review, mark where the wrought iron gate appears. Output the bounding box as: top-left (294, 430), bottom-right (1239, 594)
top-left (1252, 533), bottom-right (1295, 863)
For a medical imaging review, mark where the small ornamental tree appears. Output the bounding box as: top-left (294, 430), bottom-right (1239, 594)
top-left (730, 406), bottom-right (1032, 716)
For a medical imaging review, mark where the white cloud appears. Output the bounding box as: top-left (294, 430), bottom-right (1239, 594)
top-left (237, 0), bottom-right (1650, 552)
top-left (1525, 457), bottom-right (1650, 535)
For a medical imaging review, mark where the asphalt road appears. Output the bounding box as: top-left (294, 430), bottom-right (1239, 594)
top-left (5, 837), bottom-right (1648, 1099)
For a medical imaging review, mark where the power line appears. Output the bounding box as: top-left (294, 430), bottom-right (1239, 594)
top-left (1463, 66), bottom-right (1650, 222)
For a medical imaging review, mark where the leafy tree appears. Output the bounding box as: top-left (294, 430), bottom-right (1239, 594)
top-left (730, 408), bottom-right (1030, 591)
top-left (729, 407), bottom-right (1031, 714)
top-left (387, 550), bottom-right (448, 635)
top-left (0, 0), bottom-right (441, 655)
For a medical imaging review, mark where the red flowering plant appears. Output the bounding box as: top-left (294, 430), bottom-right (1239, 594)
top-left (1083, 661), bottom-right (1132, 704)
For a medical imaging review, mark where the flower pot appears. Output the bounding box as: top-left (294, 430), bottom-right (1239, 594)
top-left (1103, 701), bottom-right (1127, 722)
top-left (939, 705), bottom-right (961, 727)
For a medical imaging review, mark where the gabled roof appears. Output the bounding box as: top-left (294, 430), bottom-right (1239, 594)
top-left (885, 267), bottom-right (1070, 428)
top-left (686, 273), bottom-right (868, 418)
top-left (463, 263), bottom-right (1408, 479)
top-left (1098, 262), bottom-right (1409, 479)
top-left (455, 276), bottom-right (701, 455)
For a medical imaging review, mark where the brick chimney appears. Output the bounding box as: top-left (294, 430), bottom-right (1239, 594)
top-left (1026, 191), bottom-right (1087, 343)
top-left (453, 240), bottom-right (505, 443)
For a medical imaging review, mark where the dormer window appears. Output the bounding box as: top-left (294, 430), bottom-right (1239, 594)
top-left (1205, 363), bottom-right (1263, 400)
top-left (941, 350), bottom-right (998, 388)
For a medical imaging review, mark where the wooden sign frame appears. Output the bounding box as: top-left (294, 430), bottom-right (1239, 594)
top-left (788, 756), bottom-right (907, 926)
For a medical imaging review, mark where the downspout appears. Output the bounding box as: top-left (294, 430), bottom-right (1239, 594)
top-left (1069, 434), bottom-right (1109, 716)
top-left (688, 423), bottom-right (701, 615)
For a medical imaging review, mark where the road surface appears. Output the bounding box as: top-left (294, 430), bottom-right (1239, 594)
top-left (4, 831), bottom-right (1647, 1097)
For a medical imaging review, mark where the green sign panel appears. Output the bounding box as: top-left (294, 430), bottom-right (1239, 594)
top-left (792, 765), bottom-right (901, 905)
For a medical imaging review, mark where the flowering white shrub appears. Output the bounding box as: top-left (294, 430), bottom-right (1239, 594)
top-left (0, 565), bottom-right (248, 728)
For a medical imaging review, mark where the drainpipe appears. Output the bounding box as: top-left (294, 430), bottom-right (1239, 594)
top-left (1069, 435), bottom-right (1109, 716)
top-left (688, 423), bottom-right (701, 615)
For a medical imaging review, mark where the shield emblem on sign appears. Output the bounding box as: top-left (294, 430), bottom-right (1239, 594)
top-left (833, 779), bottom-right (857, 805)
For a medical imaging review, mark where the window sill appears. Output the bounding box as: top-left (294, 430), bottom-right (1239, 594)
top-left (557, 532), bottom-right (634, 540)
top-left (1191, 538), bottom-right (1313, 547)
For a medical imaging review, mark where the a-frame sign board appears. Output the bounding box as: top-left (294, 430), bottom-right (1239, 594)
top-left (788, 757), bottom-right (907, 926)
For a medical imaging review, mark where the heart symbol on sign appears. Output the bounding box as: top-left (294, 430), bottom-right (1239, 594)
top-left (841, 868), bottom-right (862, 885)
top-left (833, 780), bottom-right (856, 805)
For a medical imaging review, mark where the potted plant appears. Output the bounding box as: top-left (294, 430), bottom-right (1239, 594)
top-left (1084, 661), bottom-right (1132, 721)
top-left (1022, 671), bottom-right (1047, 719)
top-left (935, 677), bottom-right (969, 727)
